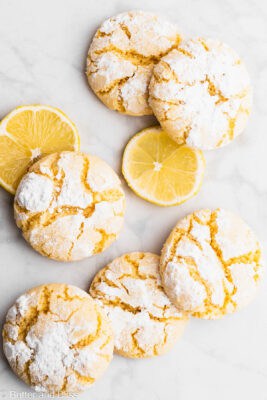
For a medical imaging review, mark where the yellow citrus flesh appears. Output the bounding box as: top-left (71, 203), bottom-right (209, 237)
top-left (0, 105), bottom-right (80, 194)
top-left (122, 126), bottom-right (205, 206)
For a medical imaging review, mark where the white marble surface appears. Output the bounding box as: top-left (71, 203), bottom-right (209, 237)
top-left (0, 0), bottom-right (266, 398)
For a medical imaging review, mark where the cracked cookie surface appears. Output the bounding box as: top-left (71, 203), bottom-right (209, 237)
top-left (14, 151), bottom-right (125, 261)
top-left (2, 284), bottom-right (114, 394)
top-left (90, 252), bottom-right (188, 358)
top-left (160, 209), bottom-right (262, 319)
top-left (149, 38), bottom-right (252, 150)
top-left (87, 11), bottom-right (182, 116)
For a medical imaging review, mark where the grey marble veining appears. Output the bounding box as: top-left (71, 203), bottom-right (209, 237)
top-left (0, 0), bottom-right (266, 399)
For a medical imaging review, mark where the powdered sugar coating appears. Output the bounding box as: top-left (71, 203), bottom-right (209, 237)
top-left (2, 284), bottom-right (114, 394)
top-left (90, 252), bottom-right (187, 358)
top-left (160, 209), bottom-right (262, 319)
top-left (87, 11), bottom-right (182, 116)
top-left (14, 151), bottom-right (125, 261)
top-left (16, 173), bottom-right (54, 212)
top-left (149, 38), bottom-right (252, 150)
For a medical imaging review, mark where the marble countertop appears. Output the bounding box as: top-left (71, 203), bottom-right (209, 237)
top-left (0, 0), bottom-right (266, 399)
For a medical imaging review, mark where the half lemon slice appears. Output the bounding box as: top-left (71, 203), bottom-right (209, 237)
top-left (122, 126), bottom-right (205, 206)
top-left (0, 105), bottom-right (80, 194)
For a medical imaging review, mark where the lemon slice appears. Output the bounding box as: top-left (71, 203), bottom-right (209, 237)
top-left (122, 126), bottom-right (205, 206)
top-left (0, 105), bottom-right (80, 194)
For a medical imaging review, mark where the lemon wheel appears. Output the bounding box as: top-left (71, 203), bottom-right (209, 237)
top-left (122, 126), bottom-right (205, 206)
top-left (0, 105), bottom-right (80, 194)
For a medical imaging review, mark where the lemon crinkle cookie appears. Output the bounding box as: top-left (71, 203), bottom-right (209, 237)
top-left (160, 209), bottom-right (262, 319)
top-left (90, 252), bottom-right (188, 358)
top-left (2, 284), bottom-right (114, 394)
top-left (149, 38), bottom-right (252, 150)
top-left (14, 151), bottom-right (125, 261)
top-left (87, 10), bottom-right (182, 116)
